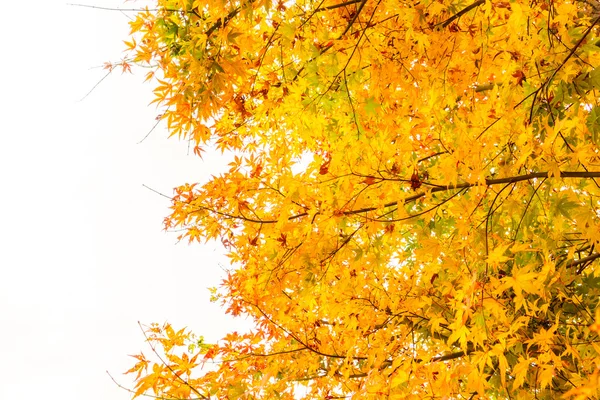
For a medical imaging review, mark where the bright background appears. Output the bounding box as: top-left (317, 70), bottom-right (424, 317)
top-left (0, 1), bottom-right (249, 399)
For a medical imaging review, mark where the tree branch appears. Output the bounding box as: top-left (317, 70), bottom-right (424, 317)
top-left (431, 350), bottom-right (471, 362)
top-left (206, 0), bottom-right (257, 37)
top-left (566, 252), bottom-right (600, 270)
top-left (107, 371), bottom-right (206, 400)
top-left (339, 0), bottom-right (369, 38)
top-left (317, 0), bottom-right (365, 12)
top-left (68, 3), bottom-right (200, 17)
top-left (353, 170), bottom-right (600, 218)
top-left (438, 0), bottom-right (486, 28)
top-left (546, 14), bottom-right (600, 84)
top-left (184, 170), bottom-right (600, 225)
top-left (245, 300), bottom-right (368, 361)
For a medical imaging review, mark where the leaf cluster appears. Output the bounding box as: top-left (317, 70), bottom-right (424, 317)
top-left (120, 0), bottom-right (600, 398)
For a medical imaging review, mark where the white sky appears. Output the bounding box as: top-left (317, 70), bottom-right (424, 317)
top-left (0, 1), bottom-right (250, 399)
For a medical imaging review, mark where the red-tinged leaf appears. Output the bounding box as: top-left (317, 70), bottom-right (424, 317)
top-left (410, 171), bottom-right (421, 190)
top-left (512, 70), bottom-right (526, 86)
top-left (363, 176), bottom-right (377, 185)
top-left (250, 163), bottom-right (263, 178)
top-left (249, 235), bottom-right (259, 246)
top-left (276, 233), bottom-right (287, 246)
top-left (495, 1), bottom-right (512, 8)
top-left (430, 273), bottom-right (439, 284)
top-left (121, 61), bottom-right (132, 74)
top-left (384, 223), bottom-right (395, 234)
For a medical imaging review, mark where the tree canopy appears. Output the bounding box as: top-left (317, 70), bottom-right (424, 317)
top-left (120, 0), bottom-right (600, 398)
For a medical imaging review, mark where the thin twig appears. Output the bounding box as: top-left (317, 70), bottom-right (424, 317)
top-left (339, 0), bottom-right (369, 38)
top-left (138, 116), bottom-right (163, 144)
top-left (66, 3), bottom-right (184, 13)
top-left (78, 69), bottom-right (111, 102)
top-left (438, 0), bottom-right (486, 28)
top-left (142, 184), bottom-right (173, 200)
top-left (106, 371), bottom-right (205, 400)
top-left (316, 0), bottom-right (364, 12)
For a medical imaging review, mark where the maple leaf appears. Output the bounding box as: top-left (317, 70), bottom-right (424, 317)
top-left (363, 176), bottom-right (377, 185)
top-left (512, 70), bottom-right (526, 86)
top-left (363, 97), bottom-right (381, 116)
top-left (192, 145), bottom-right (204, 159)
top-left (410, 171), bottom-right (421, 190)
top-left (120, 61), bottom-right (132, 74)
top-left (319, 159), bottom-right (330, 175)
top-left (124, 38), bottom-right (136, 51)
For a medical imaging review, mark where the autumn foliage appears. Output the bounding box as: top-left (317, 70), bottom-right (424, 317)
top-left (121, 0), bottom-right (600, 398)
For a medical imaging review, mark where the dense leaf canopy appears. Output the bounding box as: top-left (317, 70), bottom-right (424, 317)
top-left (121, 0), bottom-right (600, 398)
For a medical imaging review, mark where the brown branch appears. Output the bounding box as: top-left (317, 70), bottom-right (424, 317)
top-left (189, 203), bottom-right (276, 224)
top-left (439, 0), bottom-right (486, 28)
top-left (338, 350), bottom-right (472, 381)
top-left (418, 151), bottom-right (449, 163)
top-left (206, 8), bottom-right (239, 36)
top-left (352, 170), bottom-right (600, 217)
top-left (186, 170), bottom-right (600, 225)
top-left (339, 0), bottom-right (369, 38)
top-left (546, 15), bottom-right (600, 84)
top-left (566, 252), bottom-right (600, 269)
top-left (239, 303), bottom-right (473, 384)
top-left (513, 15), bottom-right (600, 118)
top-left (431, 350), bottom-right (471, 362)
top-left (296, 348), bottom-right (471, 380)
top-left (376, 188), bottom-right (467, 222)
top-left (317, 0), bottom-right (365, 12)
top-left (248, 347), bottom-right (310, 357)
top-left (245, 300), bottom-right (368, 361)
